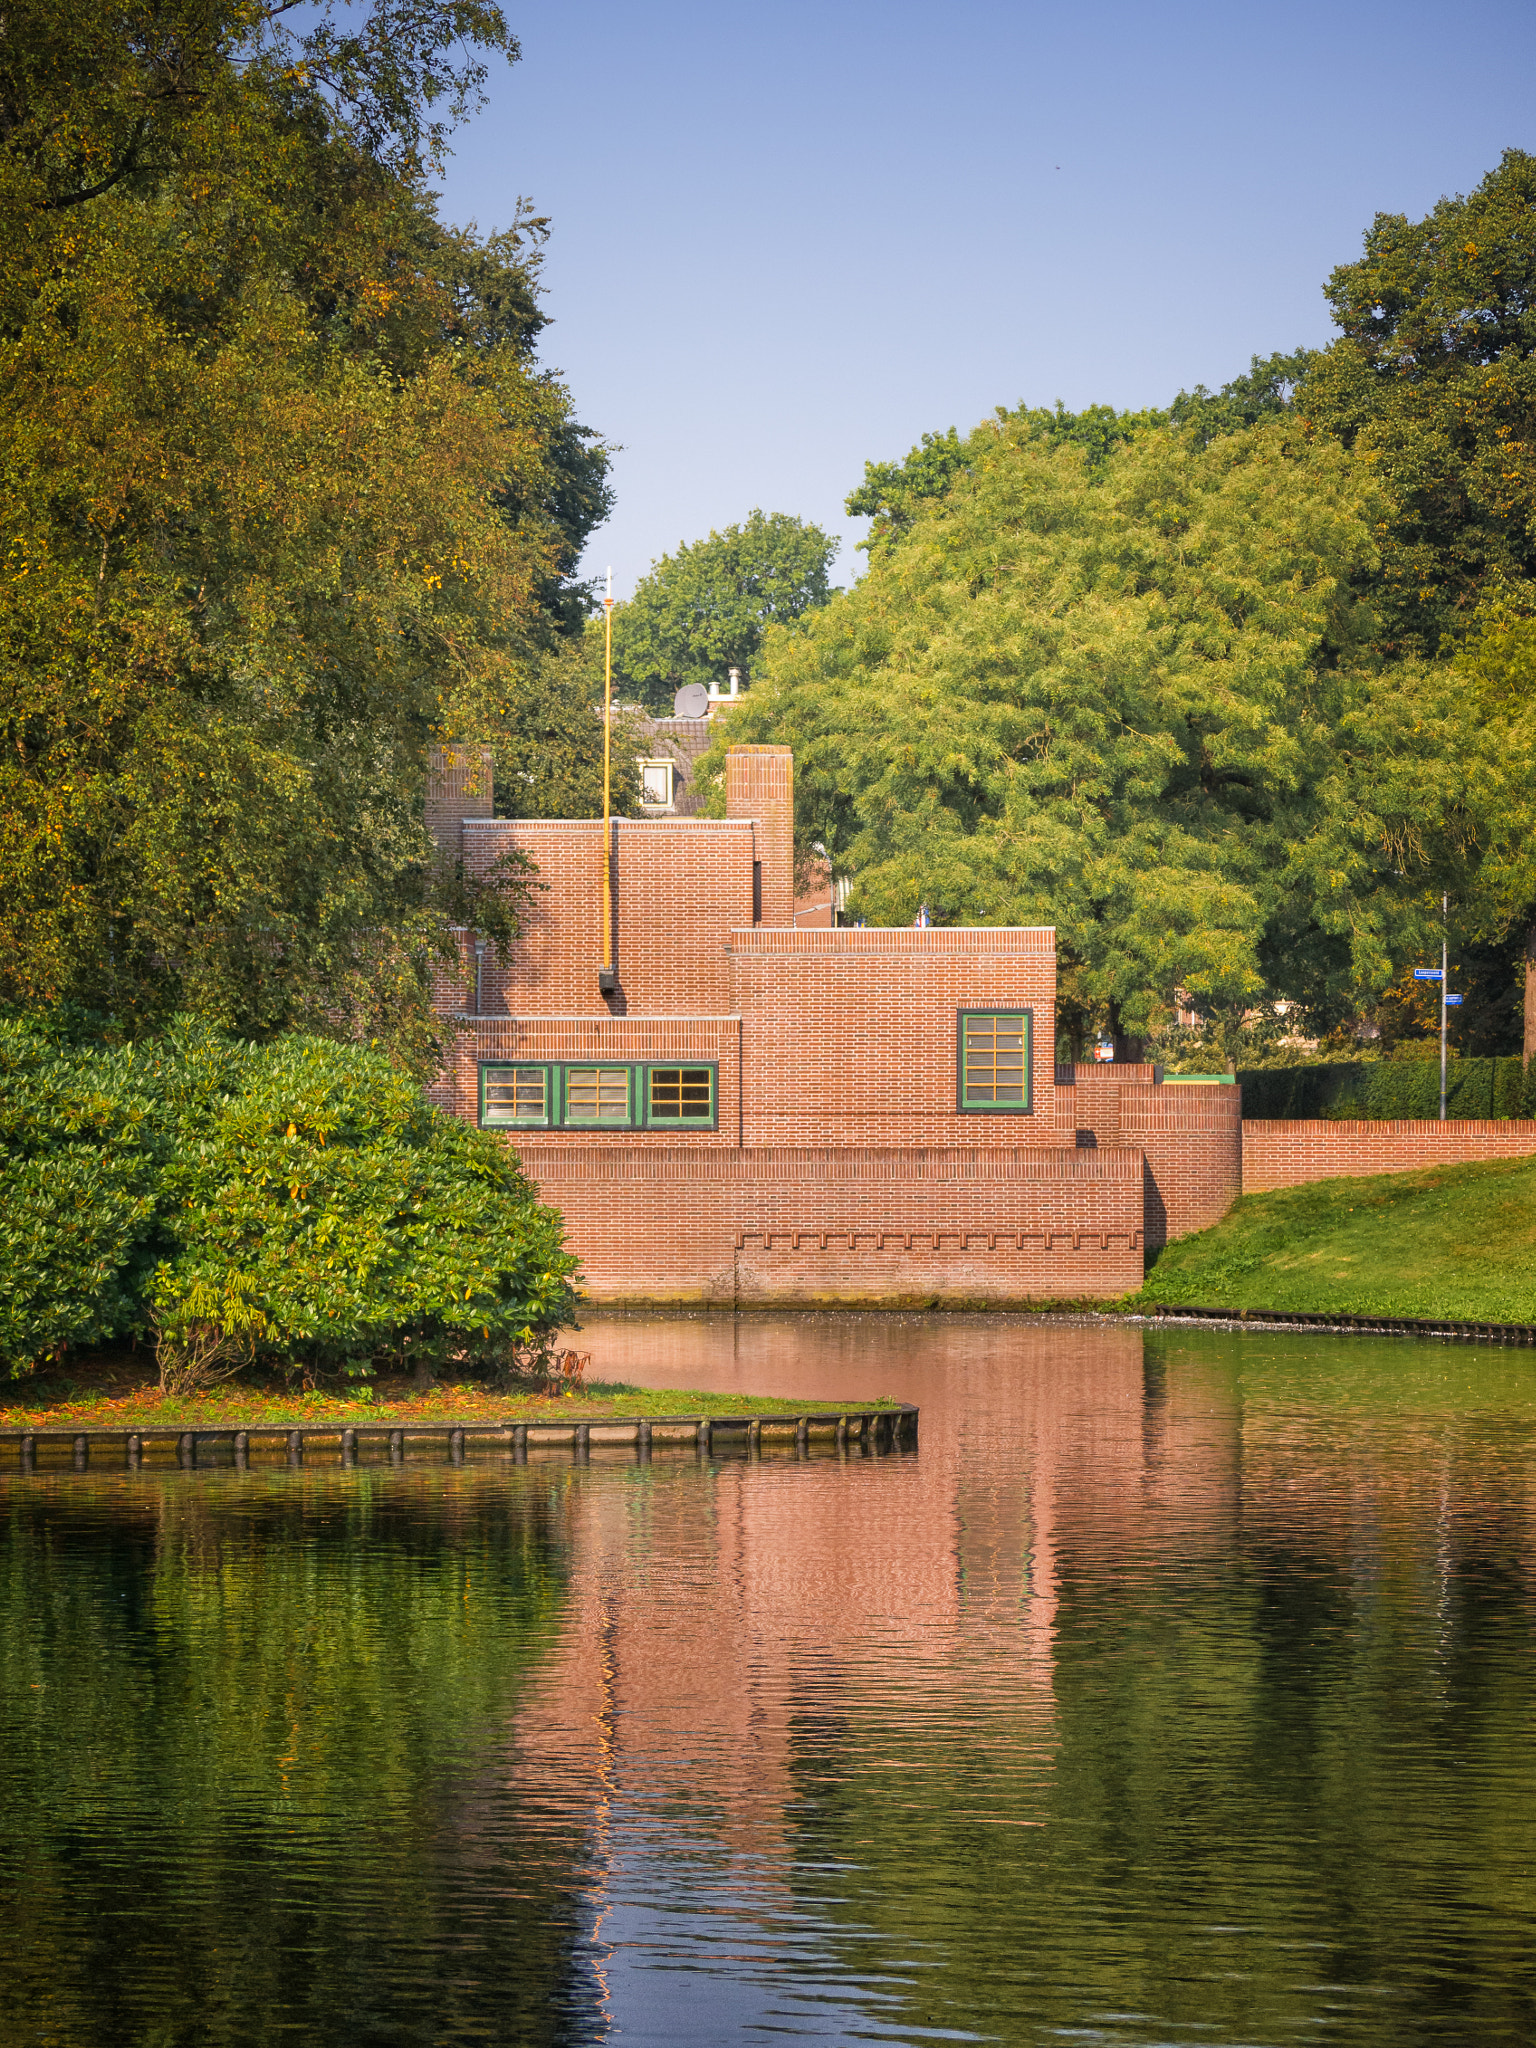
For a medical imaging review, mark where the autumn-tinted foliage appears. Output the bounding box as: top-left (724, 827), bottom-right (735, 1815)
top-left (0, 0), bottom-right (611, 1062)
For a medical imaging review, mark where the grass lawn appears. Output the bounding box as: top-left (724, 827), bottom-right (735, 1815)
top-left (1135, 1153), bottom-right (1536, 1322)
top-left (0, 1353), bottom-right (899, 1433)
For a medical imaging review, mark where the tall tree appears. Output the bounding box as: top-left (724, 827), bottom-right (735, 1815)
top-left (609, 510), bottom-right (838, 711)
top-left (701, 417), bottom-right (1493, 1054)
top-left (0, 0), bottom-right (612, 1065)
top-left (1295, 151), bottom-right (1536, 1057)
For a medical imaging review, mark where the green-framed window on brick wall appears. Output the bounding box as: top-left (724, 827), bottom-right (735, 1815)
top-left (564, 1066), bottom-right (633, 1125)
top-left (478, 1062), bottom-right (719, 1132)
top-left (480, 1065), bottom-right (549, 1127)
top-left (647, 1065), bottom-right (715, 1125)
top-left (957, 1011), bottom-right (1033, 1113)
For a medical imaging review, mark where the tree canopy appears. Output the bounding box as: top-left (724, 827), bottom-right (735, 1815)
top-left (1300, 149), bottom-right (1536, 657)
top-left (0, 0), bottom-right (614, 1067)
top-left (733, 157), bottom-right (1536, 1058)
top-left (609, 510), bottom-right (838, 710)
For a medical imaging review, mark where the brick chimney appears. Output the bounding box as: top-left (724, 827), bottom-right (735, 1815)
top-left (725, 745), bottom-right (794, 927)
top-left (425, 747), bottom-right (493, 874)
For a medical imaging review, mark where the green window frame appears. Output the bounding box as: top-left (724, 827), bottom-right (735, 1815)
top-left (562, 1065), bottom-right (635, 1126)
top-left (646, 1064), bottom-right (716, 1126)
top-left (477, 1061), bottom-right (720, 1132)
top-left (480, 1063), bottom-right (552, 1127)
top-left (957, 1010), bottom-right (1033, 1114)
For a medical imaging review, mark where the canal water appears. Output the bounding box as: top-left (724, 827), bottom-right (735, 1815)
top-left (1, 1315), bottom-right (1533, 2048)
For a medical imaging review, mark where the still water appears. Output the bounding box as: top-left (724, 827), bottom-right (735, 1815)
top-left (1, 1314), bottom-right (1534, 2048)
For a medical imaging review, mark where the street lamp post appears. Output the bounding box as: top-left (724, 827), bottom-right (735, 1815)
top-left (1440, 893), bottom-right (1448, 1123)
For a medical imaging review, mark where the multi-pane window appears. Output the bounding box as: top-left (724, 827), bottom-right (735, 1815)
top-left (480, 1062), bottom-right (719, 1132)
top-left (564, 1066), bottom-right (633, 1123)
top-left (648, 1066), bottom-right (714, 1123)
top-left (958, 1011), bottom-right (1033, 1113)
top-left (481, 1065), bottom-right (549, 1126)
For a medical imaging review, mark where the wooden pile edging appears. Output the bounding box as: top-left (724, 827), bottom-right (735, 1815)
top-left (0, 1404), bottom-right (919, 1472)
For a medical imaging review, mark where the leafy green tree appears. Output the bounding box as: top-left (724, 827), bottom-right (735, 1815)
top-left (846, 404), bottom-right (1169, 560)
top-left (609, 510), bottom-right (838, 710)
top-left (1170, 348), bottom-right (1320, 447)
top-left (1300, 149), bottom-right (1536, 657)
top-left (702, 417), bottom-right (1497, 1054)
top-left (456, 637), bottom-right (643, 820)
top-left (846, 428), bottom-right (971, 556)
top-left (0, 0), bottom-right (612, 1057)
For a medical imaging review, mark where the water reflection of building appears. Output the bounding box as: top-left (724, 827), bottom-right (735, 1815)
top-left (498, 1322), bottom-right (1242, 1844)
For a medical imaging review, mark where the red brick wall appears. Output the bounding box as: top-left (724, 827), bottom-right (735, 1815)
top-left (1056, 1067), bottom-right (1242, 1246)
top-left (1116, 1083), bottom-right (1243, 1247)
top-left (523, 1145), bottom-right (1144, 1305)
top-left (729, 927), bottom-right (1072, 1147)
top-left (462, 817), bottom-right (756, 1017)
top-left (1244, 1118), bottom-right (1536, 1191)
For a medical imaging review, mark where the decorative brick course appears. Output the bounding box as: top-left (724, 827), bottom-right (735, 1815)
top-left (1243, 1118), bottom-right (1536, 1191)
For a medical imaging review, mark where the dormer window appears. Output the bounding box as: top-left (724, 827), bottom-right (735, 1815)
top-left (639, 760), bottom-right (675, 810)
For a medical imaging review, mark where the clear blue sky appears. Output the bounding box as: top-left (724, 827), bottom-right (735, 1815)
top-left (436, 0), bottom-right (1536, 598)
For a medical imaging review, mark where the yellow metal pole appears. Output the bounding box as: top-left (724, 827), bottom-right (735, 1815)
top-left (601, 569), bottom-right (613, 975)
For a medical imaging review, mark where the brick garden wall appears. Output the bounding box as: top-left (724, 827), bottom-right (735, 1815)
top-left (1058, 1067), bottom-right (1242, 1246)
top-left (523, 1145), bottom-right (1145, 1305)
top-left (1243, 1118), bottom-right (1536, 1191)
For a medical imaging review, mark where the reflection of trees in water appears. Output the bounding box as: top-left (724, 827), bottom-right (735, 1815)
top-left (0, 1471), bottom-right (591, 2048)
top-left (775, 1337), bottom-right (1536, 2045)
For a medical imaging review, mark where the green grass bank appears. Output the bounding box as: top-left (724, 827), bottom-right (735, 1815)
top-left (1136, 1154), bottom-right (1536, 1323)
top-left (0, 1359), bottom-right (900, 1435)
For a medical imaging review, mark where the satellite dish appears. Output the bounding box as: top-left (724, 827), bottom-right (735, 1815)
top-left (673, 682), bottom-right (710, 719)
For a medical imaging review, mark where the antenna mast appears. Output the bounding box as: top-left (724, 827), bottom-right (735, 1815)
top-left (600, 569), bottom-right (615, 992)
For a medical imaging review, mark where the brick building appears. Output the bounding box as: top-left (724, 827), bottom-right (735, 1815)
top-left (425, 745), bottom-right (1242, 1304)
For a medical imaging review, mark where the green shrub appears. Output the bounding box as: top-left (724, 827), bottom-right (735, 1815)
top-left (1238, 1055), bottom-right (1530, 1121)
top-left (0, 1021), bottom-right (161, 1364)
top-left (0, 1020), bottom-right (579, 1379)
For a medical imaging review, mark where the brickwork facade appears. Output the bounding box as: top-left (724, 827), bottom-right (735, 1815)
top-left (730, 927), bottom-right (1068, 1149)
top-left (424, 747), bottom-right (1247, 1302)
top-left (524, 1146), bottom-right (1144, 1305)
top-left (1243, 1118), bottom-right (1536, 1191)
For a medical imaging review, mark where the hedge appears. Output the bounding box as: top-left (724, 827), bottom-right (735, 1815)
top-left (0, 1019), bottom-right (579, 1378)
top-left (1237, 1056), bottom-right (1536, 1122)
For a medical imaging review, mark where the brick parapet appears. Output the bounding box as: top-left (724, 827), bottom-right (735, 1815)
top-left (1243, 1118), bottom-right (1536, 1191)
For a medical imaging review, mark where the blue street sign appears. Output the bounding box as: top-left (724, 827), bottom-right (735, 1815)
top-left (1413, 967), bottom-right (1443, 980)
top-left (1445, 993), bottom-right (1463, 1006)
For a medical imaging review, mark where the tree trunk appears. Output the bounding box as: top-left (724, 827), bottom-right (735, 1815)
top-left (1525, 919), bottom-right (1536, 1071)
